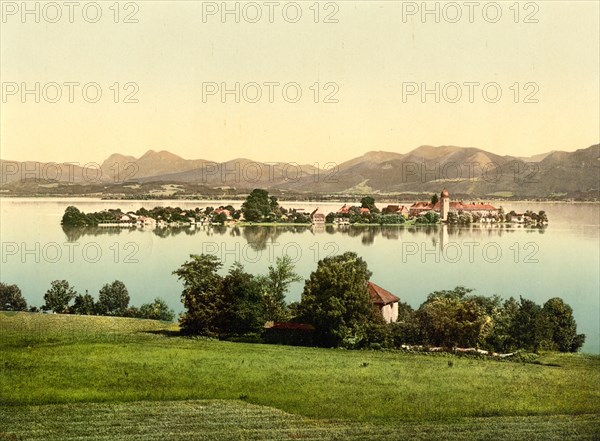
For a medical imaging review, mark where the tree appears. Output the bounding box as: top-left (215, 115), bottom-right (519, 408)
top-left (96, 281), bottom-right (130, 316)
top-left (299, 252), bottom-right (375, 347)
top-left (43, 280), bottom-right (77, 313)
top-left (431, 193), bottom-right (439, 205)
top-left (261, 255), bottom-right (302, 322)
top-left (269, 196), bottom-right (279, 212)
top-left (510, 296), bottom-right (545, 352)
top-left (417, 287), bottom-right (491, 348)
top-left (541, 297), bottom-right (584, 352)
top-left (415, 211), bottom-right (440, 224)
top-left (390, 301), bottom-right (421, 346)
top-left (242, 189), bottom-right (271, 221)
top-left (173, 254), bottom-right (223, 335)
top-left (61, 206), bottom-right (90, 227)
top-left (360, 196), bottom-right (379, 213)
top-left (213, 212), bottom-right (228, 225)
top-left (486, 297), bottom-right (520, 352)
top-left (139, 297), bottom-right (175, 322)
top-left (218, 262), bottom-right (267, 335)
top-left (71, 291), bottom-right (95, 315)
top-left (0, 283), bottom-right (27, 311)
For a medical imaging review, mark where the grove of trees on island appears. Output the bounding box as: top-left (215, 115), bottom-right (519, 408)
top-left (60, 190), bottom-right (447, 228)
top-left (62, 188), bottom-right (549, 229)
top-left (2, 250), bottom-right (585, 354)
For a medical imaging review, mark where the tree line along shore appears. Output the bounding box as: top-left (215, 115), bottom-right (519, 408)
top-left (1, 251), bottom-right (584, 355)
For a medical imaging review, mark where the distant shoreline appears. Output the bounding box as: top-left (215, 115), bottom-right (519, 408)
top-left (1, 195), bottom-right (598, 204)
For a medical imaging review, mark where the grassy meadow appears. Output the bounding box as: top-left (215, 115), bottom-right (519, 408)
top-left (1, 312), bottom-right (599, 440)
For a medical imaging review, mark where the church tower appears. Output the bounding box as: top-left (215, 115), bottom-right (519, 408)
top-left (440, 188), bottom-right (450, 221)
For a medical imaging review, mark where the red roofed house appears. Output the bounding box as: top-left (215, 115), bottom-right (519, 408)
top-left (383, 205), bottom-right (409, 217)
top-left (368, 281), bottom-right (400, 323)
top-left (337, 204), bottom-right (351, 214)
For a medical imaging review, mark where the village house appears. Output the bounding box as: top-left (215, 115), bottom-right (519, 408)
top-left (368, 281), bottom-right (400, 323)
top-left (310, 208), bottom-right (326, 225)
top-left (383, 205), bottom-right (409, 217)
top-left (136, 216), bottom-right (157, 228)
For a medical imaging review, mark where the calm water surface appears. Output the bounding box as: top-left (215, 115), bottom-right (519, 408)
top-left (1, 198), bottom-right (598, 353)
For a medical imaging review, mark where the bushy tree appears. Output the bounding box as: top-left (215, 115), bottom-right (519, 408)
top-left (242, 189), bottom-right (271, 221)
top-left (541, 297), bottom-right (585, 352)
top-left (485, 297), bottom-right (520, 352)
top-left (415, 211), bottom-right (440, 224)
top-left (510, 296), bottom-right (545, 352)
top-left (299, 252), bottom-right (375, 347)
top-left (416, 287), bottom-right (493, 348)
top-left (61, 206), bottom-right (89, 227)
top-left (173, 254), bottom-right (224, 335)
top-left (218, 262), bottom-right (267, 335)
top-left (139, 297), bottom-right (175, 322)
top-left (360, 196), bottom-right (379, 213)
top-left (43, 280), bottom-right (77, 313)
top-left (431, 193), bottom-right (439, 205)
top-left (0, 283), bottom-right (28, 311)
top-left (261, 255), bottom-right (302, 322)
top-left (389, 301), bottom-right (421, 346)
top-left (96, 280), bottom-right (130, 316)
top-left (71, 291), bottom-right (95, 315)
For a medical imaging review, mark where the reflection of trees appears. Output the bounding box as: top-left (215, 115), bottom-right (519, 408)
top-left (64, 222), bottom-right (546, 248)
top-left (62, 225), bottom-right (133, 242)
top-left (242, 226), bottom-right (310, 251)
top-left (361, 228), bottom-right (376, 245)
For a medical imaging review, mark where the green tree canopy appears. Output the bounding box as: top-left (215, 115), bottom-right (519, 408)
top-left (542, 297), bottom-right (585, 352)
top-left (416, 287), bottom-right (492, 348)
top-left (96, 281), bottom-right (130, 316)
top-left (0, 283), bottom-right (28, 311)
top-left (261, 255), bottom-right (302, 322)
top-left (299, 251), bottom-right (375, 347)
top-left (71, 291), bottom-right (95, 315)
top-left (139, 297), bottom-right (175, 322)
top-left (218, 262), bottom-right (267, 335)
top-left (43, 280), bottom-right (77, 313)
top-left (173, 254), bottom-right (224, 335)
top-left (360, 196), bottom-right (379, 213)
top-left (61, 206), bottom-right (90, 227)
top-left (242, 189), bottom-right (271, 221)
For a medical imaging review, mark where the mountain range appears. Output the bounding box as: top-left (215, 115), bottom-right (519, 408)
top-left (1, 144), bottom-right (598, 198)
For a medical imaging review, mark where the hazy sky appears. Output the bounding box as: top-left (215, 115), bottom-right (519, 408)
top-left (1, 1), bottom-right (599, 164)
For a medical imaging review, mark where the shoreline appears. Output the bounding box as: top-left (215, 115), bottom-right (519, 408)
top-left (1, 195), bottom-right (598, 204)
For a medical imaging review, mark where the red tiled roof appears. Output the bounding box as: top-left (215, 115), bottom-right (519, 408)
top-left (337, 204), bottom-right (350, 214)
top-left (368, 281), bottom-right (400, 305)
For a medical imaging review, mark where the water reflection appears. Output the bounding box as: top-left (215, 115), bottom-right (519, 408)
top-left (62, 223), bottom-right (547, 249)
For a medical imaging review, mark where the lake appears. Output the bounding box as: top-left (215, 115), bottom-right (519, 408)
top-left (1, 198), bottom-right (598, 353)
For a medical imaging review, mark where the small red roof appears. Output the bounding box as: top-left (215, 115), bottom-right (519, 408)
top-left (368, 281), bottom-right (400, 305)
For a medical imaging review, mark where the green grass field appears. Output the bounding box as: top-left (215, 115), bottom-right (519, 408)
top-left (1, 312), bottom-right (599, 440)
